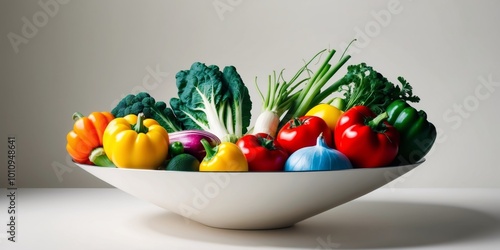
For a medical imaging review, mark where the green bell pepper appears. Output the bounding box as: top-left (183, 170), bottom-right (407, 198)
top-left (386, 100), bottom-right (437, 164)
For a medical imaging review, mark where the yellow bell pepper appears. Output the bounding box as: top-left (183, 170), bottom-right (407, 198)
top-left (103, 113), bottom-right (169, 169)
top-left (305, 103), bottom-right (344, 131)
top-left (199, 139), bottom-right (248, 172)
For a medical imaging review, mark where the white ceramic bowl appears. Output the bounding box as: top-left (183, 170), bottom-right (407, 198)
top-left (76, 160), bottom-right (423, 230)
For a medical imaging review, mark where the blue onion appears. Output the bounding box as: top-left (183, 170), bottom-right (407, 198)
top-left (284, 134), bottom-right (352, 171)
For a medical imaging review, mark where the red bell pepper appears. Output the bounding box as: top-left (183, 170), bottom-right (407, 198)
top-left (334, 106), bottom-right (399, 168)
top-left (276, 116), bottom-right (333, 154)
top-left (236, 133), bottom-right (289, 172)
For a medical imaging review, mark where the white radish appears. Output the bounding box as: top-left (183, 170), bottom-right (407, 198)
top-left (252, 70), bottom-right (307, 137)
top-left (253, 110), bottom-right (280, 137)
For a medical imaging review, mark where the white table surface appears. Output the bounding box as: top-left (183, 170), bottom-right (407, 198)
top-left (1, 188), bottom-right (499, 250)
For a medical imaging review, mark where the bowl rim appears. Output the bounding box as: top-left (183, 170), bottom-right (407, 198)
top-left (75, 158), bottom-right (425, 174)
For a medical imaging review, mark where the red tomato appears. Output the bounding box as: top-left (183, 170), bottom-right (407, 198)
top-left (276, 116), bottom-right (333, 154)
top-left (236, 133), bottom-right (289, 172)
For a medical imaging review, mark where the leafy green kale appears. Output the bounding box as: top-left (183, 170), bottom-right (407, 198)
top-left (169, 62), bottom-right (252, 142)
top-left (111, 92), bottom-right (182, 133)
top-left (333, 63), bottom-right (420, 114)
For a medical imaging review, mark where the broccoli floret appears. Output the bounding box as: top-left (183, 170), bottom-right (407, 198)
top-left (111, 92), bottom-right (182, 133)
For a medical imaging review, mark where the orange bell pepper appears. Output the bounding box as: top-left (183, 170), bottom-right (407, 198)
top-left (66, 111), bottom-right (115, 166)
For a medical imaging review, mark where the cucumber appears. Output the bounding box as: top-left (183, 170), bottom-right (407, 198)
top-left (166, 153), bottom-right (200, 171)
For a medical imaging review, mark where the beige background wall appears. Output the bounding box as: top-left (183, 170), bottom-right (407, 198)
top-left (1, 0), bottom-right (499, 188)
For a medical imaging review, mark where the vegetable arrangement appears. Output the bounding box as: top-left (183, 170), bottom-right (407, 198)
top-left (66, 44), bottom-right (436, 172)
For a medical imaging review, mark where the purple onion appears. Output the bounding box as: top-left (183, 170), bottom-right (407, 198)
top-left (168, 130), bottom-right (221, 161)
